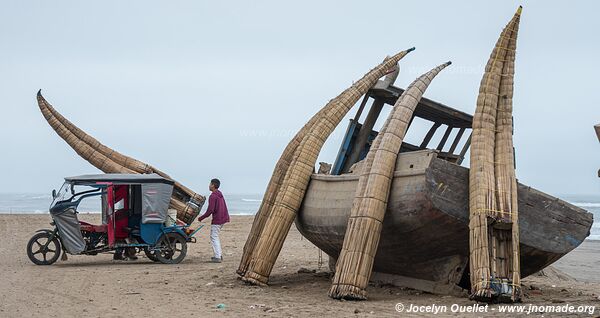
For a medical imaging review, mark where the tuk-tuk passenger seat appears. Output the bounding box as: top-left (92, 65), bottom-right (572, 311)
top-left (123, 226), bottom-right (141, 236)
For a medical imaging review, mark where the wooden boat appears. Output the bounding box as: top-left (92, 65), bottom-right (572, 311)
top-left (295, 81), bottom-right (594, 295)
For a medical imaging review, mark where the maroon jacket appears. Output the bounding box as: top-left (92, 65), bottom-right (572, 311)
top-left (198, 190), bottom-right (230, 225)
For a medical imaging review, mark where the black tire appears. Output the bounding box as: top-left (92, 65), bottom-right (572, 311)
top-left (27, 232), bottom-right (62, 265)
top-left (155, 232), bottom-right (187, 264)
top-left (143, 247), bottom-right (160, 262)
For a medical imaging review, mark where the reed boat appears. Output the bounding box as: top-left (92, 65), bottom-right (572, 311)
top-left (295, 80), bottom-right (594, 295)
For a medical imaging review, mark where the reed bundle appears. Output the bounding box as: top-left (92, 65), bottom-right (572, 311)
top-left (238, 63), bottom-right (404, 276)
top-left (328, 62), bottom-right (451, 300)
top-left (241, 48), bottom-right (415, 286)
top-left (37, 91), bottom-right (205, 224)
top-left (469, 6), bottom-right (521, 303)
top-left (237, 103), bottom-right (333, 276)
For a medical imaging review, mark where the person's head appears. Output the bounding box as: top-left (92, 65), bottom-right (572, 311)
top-left (209, 178), bottom-right (220, 192)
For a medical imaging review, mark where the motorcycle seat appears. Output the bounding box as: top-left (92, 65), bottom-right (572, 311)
top-left (79, 221), bottom-right (107, 233)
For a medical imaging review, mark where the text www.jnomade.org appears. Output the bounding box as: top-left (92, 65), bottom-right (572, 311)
top-left (395, 303), bottom-right (596, 315)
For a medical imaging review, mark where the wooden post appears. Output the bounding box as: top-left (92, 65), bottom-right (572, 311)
top-left (342, 98), bottom-right (386, 173)
top-left (457, 133), bottom-right (472, 165)
top-left (448, 128), bottom-right (466, 154)
top-left (353, 93), bottom-right (371, 122)
top-left (420, 122), bottom-right (442, 148)
top-left (436, 126), bottom-right (453, 151)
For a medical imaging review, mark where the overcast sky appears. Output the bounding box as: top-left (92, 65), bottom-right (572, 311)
top-left (0, 0), bottom-right (598, 198)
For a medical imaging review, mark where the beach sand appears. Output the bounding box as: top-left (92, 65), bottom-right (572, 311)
top-left (1, 214), bottom-right (599, 317)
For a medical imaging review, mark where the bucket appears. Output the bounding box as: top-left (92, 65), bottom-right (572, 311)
top-left (166, 209), bottom-right (178, 226)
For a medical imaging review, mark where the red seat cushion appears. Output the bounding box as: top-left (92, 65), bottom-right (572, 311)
top-left (80, 221), bottom-right (107, 233)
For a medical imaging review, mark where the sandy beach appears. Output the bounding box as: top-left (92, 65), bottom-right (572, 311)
top-left (1, 214), bottom-right (599, 317)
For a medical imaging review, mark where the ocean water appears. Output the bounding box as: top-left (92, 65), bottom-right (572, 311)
top-left (0, 193), bottom-right (598, 241)
top-left (559, 195), bottom-right (600, 241)
top-left (0, 193), bottom-right (263, 216)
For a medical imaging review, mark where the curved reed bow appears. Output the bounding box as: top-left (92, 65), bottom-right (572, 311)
top-left (36, 91), bottom-right (205, 224)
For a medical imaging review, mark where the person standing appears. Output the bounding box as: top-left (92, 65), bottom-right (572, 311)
top-left (197, 178), bottom-right (230, 263)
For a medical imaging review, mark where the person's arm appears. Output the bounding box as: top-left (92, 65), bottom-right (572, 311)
top-left (198, 194), bottom-right (216, 221)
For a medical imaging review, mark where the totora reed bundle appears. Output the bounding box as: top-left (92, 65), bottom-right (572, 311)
top-left (36, 91), bottom-right (205, 224)
top-left (493, 6), bottom-right (521, 302)
top-left (329, 62), bottom-right (451, 300)
top-left (238, 95), bottom-right (340, 276)
top-left (237, 60), bottom-right (403, 277)
top-left (469, 6), bottom-right (522, 302)
top-left (241, 48), bottom-right (415, 285)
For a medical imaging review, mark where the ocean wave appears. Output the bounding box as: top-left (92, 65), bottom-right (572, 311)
top-left (241, 199), bottom-right (262, 202)
top-left (587, 235), bottom-right (600, 241)
top-left (31, 195), bottom-right (52, 200)
top-left (0, 210), bottom-right (101, 215)
top-left (0, 211), bottom-right (48, 214)
top-left (230, 212), bottom-right (256, 215)
top-left (570, 202), bottom-right (600, 208)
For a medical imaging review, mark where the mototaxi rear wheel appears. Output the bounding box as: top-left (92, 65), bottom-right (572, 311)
top-left (155, 232), bottom-right (187, 264)
top-left (143, 247), bottom-right (160, 262)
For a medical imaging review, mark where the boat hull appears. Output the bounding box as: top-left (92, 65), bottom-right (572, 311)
top-left (295, 150), bottom-right (593, 293)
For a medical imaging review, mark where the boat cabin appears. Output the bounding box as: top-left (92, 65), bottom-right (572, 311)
top-left (332, 81), bottom-right (473, 175)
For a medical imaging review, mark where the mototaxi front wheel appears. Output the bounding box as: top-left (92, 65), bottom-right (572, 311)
top-left (27, 232), bottom-right (62, 265)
